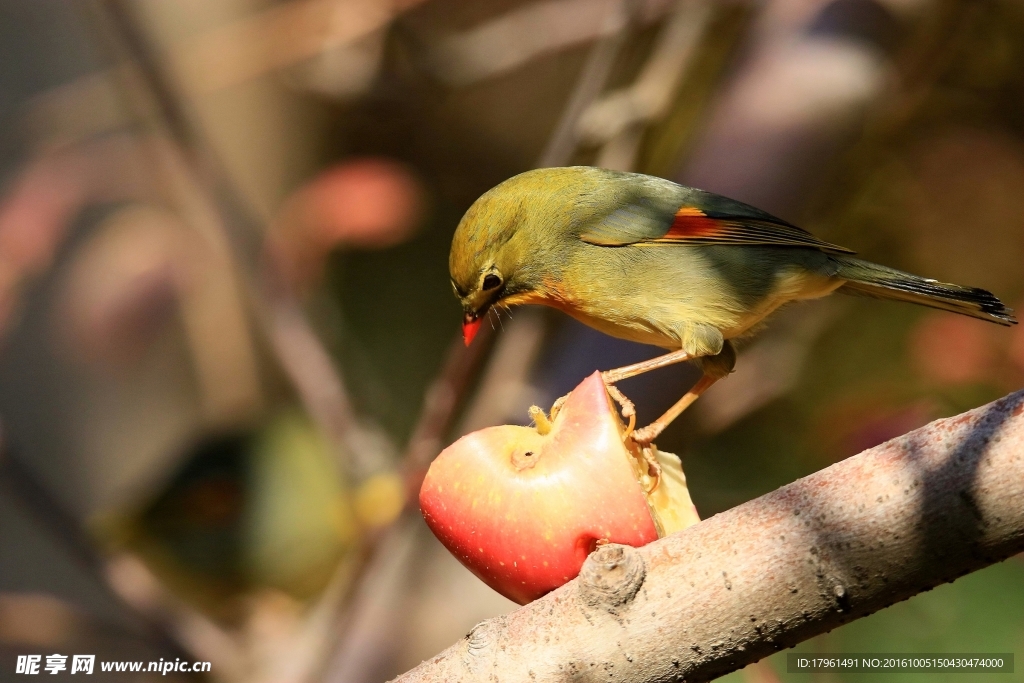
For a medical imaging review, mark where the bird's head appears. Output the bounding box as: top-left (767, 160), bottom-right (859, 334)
top-left (448, 186), bottom-right (528, 346)
top-left (449, 168), bottom-right (590, 345)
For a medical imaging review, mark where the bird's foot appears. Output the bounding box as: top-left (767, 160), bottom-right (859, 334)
top-left (639, 444), bottom-right (662, 492)
top-left (604, 382), bottom-right (636, 441)
top-left (630, 423), bottom-right (663, 447)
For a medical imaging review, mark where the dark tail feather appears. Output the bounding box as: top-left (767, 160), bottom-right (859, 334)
top-left (834, 257), bottom-right (1017, 326)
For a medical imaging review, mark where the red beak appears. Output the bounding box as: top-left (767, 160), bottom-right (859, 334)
top-left (462, 316), bottom-right (482, 346)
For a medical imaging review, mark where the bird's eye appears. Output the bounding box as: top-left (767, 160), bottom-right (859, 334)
top-left (482, 274), bottom-right (502, 291)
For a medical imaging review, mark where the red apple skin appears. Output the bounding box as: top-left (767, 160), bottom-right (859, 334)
top-left (420, 372), bottom-right (659, 605)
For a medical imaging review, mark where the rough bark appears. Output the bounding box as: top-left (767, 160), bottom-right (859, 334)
top-left (392, 389), bottom-right (1024, 683)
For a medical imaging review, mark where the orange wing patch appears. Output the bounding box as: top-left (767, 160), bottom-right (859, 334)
top-left (664, 206), bottom-right (725, 240)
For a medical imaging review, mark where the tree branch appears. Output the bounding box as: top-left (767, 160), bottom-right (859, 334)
top-left (393, 389), bottom-right (1024, 683)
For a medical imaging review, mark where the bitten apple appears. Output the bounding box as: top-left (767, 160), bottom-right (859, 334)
top-left (419, 371), bottom-right (699, 605)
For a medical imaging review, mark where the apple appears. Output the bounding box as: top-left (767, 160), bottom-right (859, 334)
top-left (419, 371), bottom-right (700, 605)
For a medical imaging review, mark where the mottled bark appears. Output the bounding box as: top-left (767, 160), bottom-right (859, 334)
top-left (393, 390), bottom-right (1024, 683)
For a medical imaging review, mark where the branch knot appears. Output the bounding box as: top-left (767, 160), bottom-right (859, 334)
top-left (578, 544), bottom-right (646, 612)
top-left (464, 617), bottom-right (504, 671)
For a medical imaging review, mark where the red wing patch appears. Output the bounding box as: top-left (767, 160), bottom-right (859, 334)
top-left (663, 207), bottom-right (726, 240)
top-left (655, 205), bottom-right (855, 253)
top-left (579, 200), bottom-right (856, 252)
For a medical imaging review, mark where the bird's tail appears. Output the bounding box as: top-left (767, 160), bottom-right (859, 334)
top-left (833, 257), bottom-right (1017, 326)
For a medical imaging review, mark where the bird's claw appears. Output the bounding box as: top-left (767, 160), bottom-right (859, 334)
top-left (630, 424), bottom-right (659, 447)
top-left (604, 382), bottom-right (636, 440)
top-left (599, 379), bottom-right (661, 489)
top-left (630, 425), bottom-right (664, 491)
top-left (639, 444), bottom-right (662, 492)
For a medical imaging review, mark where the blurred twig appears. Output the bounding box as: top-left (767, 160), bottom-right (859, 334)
top-left (318, 514), bottom-right (422, 683)
top-left (586, 0), bottom-right (714, 170)
top-left (172, 0), bottom-right (424, 96)
top-left (452, 308), bottom-right (550, 434)
top-left (53, 3), bottom-right (412, 681)
top-left (401, 325), bottom-right (496, 491)
top-left (422, 0), bottom-right (675, 88)
top-left (637, 1), bottom-right (752, 177)
top-left (536, 0), bottom-right (636, 168)
top-left (29, 0), bottom-right (424, 145)
top-left (90, 0), bottom-right (384, 479)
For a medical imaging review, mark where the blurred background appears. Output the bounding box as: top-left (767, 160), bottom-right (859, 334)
top-left (0, 0), bottom-right (1023, 681)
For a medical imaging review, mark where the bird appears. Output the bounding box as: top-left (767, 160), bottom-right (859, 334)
top-left (449, 166), bottom-right (1016, 445)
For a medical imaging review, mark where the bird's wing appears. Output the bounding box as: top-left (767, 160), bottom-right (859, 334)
top-left (578, 188), bottom-right (855, 254)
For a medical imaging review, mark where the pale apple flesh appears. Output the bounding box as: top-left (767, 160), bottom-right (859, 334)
top-left (420, 371), bottom-right (700, 605)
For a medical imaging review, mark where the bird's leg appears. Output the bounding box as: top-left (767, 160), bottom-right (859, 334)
top-left (601, 349), bottom-right (693, 384)
top-left (599, 348), bottom-right (693, 444)
top-left (631, 374), bottom-right (720, 446)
